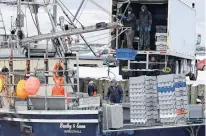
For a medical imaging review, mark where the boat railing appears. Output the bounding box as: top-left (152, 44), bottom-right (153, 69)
top-left (0, 53), bottom-right (102, 111)
top-left (0, 94), bottom-right (101, 111)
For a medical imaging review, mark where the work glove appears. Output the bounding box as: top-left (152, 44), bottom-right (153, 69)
top-left (122, 15), bottom-right (127, 20)
top-left (119, 97), bottom-right (123, 103)
top-left (105, 97), bottom-right (109, 103)
top-left (127, 17), bottom-right (131, 21)
top-left (136, 26), bottom-right (140, 31)
top-left (148, 26), bottom-right (151, 31)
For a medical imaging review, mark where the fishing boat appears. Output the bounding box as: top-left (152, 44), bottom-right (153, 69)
top-left (0, 0), bottom-right (204, 136)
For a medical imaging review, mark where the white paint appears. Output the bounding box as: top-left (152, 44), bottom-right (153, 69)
top-left (0, 109), bottom-right (99, 115)
top-left (0, 117), bottom-right (98, 123)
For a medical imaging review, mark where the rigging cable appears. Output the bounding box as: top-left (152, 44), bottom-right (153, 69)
top-left (87, 35), bottom-right (111, 43)
top-left (81, 32), bottom-right (109, 39)
top-left (88, 0), bottom-right (112, 16)
top-left (89, 27), bottom-right (127, 49)
top-left (119, 1), bottom-right (130, 23)
top-left (74, 0), bottom-right (88, 26)
top-left (58, 0), bottom-right (85, 28)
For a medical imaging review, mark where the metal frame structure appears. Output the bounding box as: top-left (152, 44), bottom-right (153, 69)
top-left (0, 0), bottom-right (122, 58)
top-left (121, 51), bottom-right (168, 72)
top-left (0, 0), bottom-right (114, 111)
top-left (0, 55), bottom-right (80, 110)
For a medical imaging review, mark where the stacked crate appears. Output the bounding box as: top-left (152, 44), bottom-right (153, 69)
top-left (103, 104), bottom-right (123, 129)
top-left (129, 76), bottom-right (158, 126)
top-left (157, 74), bottom-right (188, 125)
top-left (157, 74), bottom-right (176, 125)
top-left (155, 25), bottom-right (167, 51)
top-left (173, 74), bottom-right (188, 124)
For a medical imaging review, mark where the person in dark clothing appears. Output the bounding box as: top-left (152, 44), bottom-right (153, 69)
top-left (137, 5), bottom-right (152, 50)
top-left (88, 81), bottom-right (96, 96)
top-left (122, 7), bottom-right (136, 49)
top-left (106, 79), bottom-right (123, 103)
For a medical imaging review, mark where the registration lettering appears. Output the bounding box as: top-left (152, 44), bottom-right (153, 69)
top-left (60, 123), bottom-right (86, 134)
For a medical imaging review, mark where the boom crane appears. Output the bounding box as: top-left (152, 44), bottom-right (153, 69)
top-left (21, 22), bottom-right (122, 47)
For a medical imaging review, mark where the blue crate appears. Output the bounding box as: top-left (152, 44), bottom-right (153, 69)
top-left (116, 48), bottom-right (137, 60)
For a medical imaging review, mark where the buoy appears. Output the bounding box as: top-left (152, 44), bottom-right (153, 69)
top-left (52, 85), bottom-right (65, 96)
top-left (16, 80), bottom-right (28, 99)
top-left (25, 77), bottom-right (40, 95)
top-left (0, 78), bottom-right (3, 93)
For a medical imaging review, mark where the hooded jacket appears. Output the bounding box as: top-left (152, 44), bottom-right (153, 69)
top-left (139, 5), bottom-right (152, 27)
top-left (88, 83), bottom-right (96, 96)
top-left (124, 9), bottom-right (137, 30)
top-left (107, 84), bottom-right (123, 103)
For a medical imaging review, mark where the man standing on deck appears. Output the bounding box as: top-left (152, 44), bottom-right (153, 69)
top-left (122, 7), bottom-right (136, 49)
top-left (106, 79), bottom-right (123, 103)
top-left (88, 81), bottom-right (97, 96)
top-left (137, 5), bottom-right (152, 50)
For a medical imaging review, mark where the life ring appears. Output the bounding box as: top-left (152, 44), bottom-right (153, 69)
top-left (52, 62), bottom-right (64, 85)
top-left (0, 73), bottom-right (9, 102)
top-left (0, 76), bottom-right (4, 93)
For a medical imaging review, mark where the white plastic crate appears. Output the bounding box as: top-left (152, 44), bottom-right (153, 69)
top-left (155, 33), bottom-right (167, 42)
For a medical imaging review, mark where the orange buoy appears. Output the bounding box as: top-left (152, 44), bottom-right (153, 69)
top-left (25, 76), bottom-right (40, 95)
top-left (52, 63), bottom-right (64, 85)
top-left (0, 78), bottom-right (3, 93)
top-left (16, 80), bottom-right (28, 99)
top-left (52, 85), bottom-right (65, 96)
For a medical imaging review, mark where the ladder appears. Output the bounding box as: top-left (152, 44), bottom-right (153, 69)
top-left (0, 9), bottom-right (7, 40)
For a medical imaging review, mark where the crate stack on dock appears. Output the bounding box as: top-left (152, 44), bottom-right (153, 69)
top-left (103, 104), bottom-right (123, 129)
top-left (129, 76), bottom-right (158, 126)
top-left (157, 74), bottom-right (188, 125)
top-left (155, 25), bottom-right (167, 51)
top-left (173, 74), bottom-right (188, 124)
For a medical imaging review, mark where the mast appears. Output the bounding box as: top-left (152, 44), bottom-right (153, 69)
top-left (16, 0), bottom-right (22, 54)
top-left (53, 0), bottom-right (57, 25)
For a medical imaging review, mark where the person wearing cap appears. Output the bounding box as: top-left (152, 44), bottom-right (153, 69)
top-left (122, 7), bottom-right (136, 49)
top-left (137, 5), bottom-right (152, 50)
top-left (88, 81), bottom-right (97, 96)
top-left (106, 79), bottom-right (123, 103)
